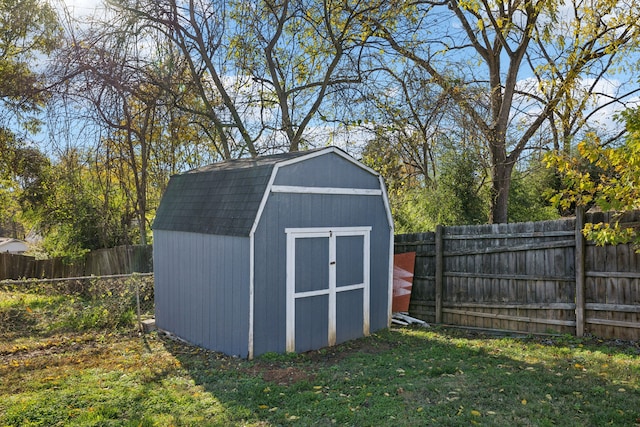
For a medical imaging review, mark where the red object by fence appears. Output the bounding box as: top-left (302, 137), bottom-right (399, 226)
top-left (392, 252), bottom-right (416, 313)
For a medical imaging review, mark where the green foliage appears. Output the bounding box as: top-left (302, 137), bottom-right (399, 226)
top-left (363, 137), bottom-right (489, 232)
top-left (391, 188), bottom-right (439, 233)
top-left (0, 0), bottom-right (61, 118)
top-left (433, 149), bottom-right (488, 226)
top-left (546, 107), bottom-right (640, 247)
top-left (362, 134), bottom-right (429, 232)
top-left (0, 137), bottom-right (52, 240)
top-left (21, 151), bottom-right (110, 259)
top-left (508, 161), bottom-right (561, 223)
top-left (369, 136), bottom-right (564, 231)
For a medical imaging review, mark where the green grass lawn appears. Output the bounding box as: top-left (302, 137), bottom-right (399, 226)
top-left (1, 287), bottom-right (639, 426)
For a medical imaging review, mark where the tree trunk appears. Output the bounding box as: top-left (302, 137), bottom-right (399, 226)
top-left (489, 160), bottom-right (514, 224)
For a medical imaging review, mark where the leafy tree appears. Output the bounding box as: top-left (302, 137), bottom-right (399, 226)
top-left (435, 149), bottom-right (488, 225)
top-left (0, 0), bottom-right (60, 122)
top-left (363, 132), bottom-right (489, 231)
top-left (230, 0), bottom-right (368, 152)
top-left (0, 0), bottom-right (60, 238)
top-left (362, 132), bottom-right (433, 232)
top-left (49, 12), bottom-right (228, 250)
top-left (359, 65), bottom-right (458, 188)
top-left (547, 107), bottom-right (640, 246)
top-left (53, 31), bottom-right (155, 244)
top-left (104, 0), bottom-right (369, 157)
top-left (364, 0), bottom-right (640, 223)
top-left (17, 148), bottom-right (142, 259)
top-left (0, 135), bottom-right (51, 239)
top-left (51, 12), bottom-right (195, 246)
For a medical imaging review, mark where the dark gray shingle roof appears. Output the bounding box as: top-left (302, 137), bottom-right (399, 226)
top-left (152, 148), bottom-right (326, 236)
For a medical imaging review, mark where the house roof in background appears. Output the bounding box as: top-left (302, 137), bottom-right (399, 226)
top-left (152, 148), bottom-right (331, 237)
top-left (0, 238), bottom-right (28, 252)
top-left (0, 237), bottom-right (24, 244)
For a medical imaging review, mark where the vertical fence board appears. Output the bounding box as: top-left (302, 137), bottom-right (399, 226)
top-left (435, 226), bottom-right (443, 324)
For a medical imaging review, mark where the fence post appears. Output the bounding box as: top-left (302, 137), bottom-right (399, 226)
top-left (435, 225), bottom-right (443, 324)
top-left (134, 274), bottom-right (142, 332)
top-left (575, 207), bottom-right (586, 337)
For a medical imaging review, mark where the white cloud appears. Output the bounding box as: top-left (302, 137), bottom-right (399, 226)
top-left (49, 0), bottom-right (106, 21)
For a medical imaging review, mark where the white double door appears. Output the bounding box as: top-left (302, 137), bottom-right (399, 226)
top-left (285, 227), bottom-right (371, 353)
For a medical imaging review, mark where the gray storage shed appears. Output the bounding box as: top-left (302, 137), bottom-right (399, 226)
top-left (152, 146), bottom-right (393, 358)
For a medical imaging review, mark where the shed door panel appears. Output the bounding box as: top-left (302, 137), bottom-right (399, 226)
top-left (295, 237), bottom-right (329, 293)
top-left (336, 289), bottom-right (364, 344)
top-left (286, 227), bottom-right (371, 353)
top-left (336, 235), bottom-right (364, 287)
top-left (295, 295), bottom-right (329, 352)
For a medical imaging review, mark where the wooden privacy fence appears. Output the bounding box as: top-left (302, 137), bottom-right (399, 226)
top-left (0, 245), bottom-right (153, 280)
top-left (395, 210), bottom-right (640, 341)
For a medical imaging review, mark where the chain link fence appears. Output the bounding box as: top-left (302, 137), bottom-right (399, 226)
top-left (0, 273), bottom-right (154, 339)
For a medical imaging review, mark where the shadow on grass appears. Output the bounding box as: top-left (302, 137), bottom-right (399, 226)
top-left (162, 326), bottom-right (640, 426)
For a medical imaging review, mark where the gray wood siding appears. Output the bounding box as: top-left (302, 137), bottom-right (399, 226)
top-left (253, 192), bottom-right (391, 356)
top-left (154, 230), bottom-right (250, 357)
top-left (273, 154), bottom-right (380, 189)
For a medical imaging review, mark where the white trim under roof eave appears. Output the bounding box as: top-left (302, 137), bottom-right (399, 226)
top-left (271, 185), bottom-right (382, 196)
top-left (378, 175), bottom-right (394, 233)
top-left (272, 146), bottom-right (334, 168)
top-left (327, 146), bottom-right (383, 178)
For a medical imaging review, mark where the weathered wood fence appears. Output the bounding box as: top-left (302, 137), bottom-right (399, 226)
top-left (395, 210), bottom-right (640, 341)
top-left (0, 245), bottom-right (153, 280)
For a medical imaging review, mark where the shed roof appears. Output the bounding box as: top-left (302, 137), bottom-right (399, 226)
top-left (153, 147), bottom-right (360, 237)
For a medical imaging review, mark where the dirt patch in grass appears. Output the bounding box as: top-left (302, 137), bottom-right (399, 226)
top-left (245, 331), bottom-right (407, 387)
top-left (302, 334), bottom-right (396, 365)
top-left (242, 334), bottom-right (398, 386)
top-left (258, 365), bottom-right (316, 385)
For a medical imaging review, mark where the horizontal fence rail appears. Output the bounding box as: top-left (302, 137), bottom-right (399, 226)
top-left (396, 210), bottom-right (640, 341)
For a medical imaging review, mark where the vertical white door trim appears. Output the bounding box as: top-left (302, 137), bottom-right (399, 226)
top-left (328, 231), bottom-right (337, 346)
top-left (285, 227), bottom-right (371, 353)
top-left (363, 230), bottom-right (371, 335)
top-left (285, 231), bottom-right (296, 353)
top-left (248, 234), bottom-right (255, 359)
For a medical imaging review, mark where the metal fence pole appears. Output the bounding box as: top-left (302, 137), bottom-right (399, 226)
top-left (135, 276), bottom-right (142, 332)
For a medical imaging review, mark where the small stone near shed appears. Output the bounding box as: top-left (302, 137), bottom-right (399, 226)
top-left (141, 318), bottom-right (156, 333)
